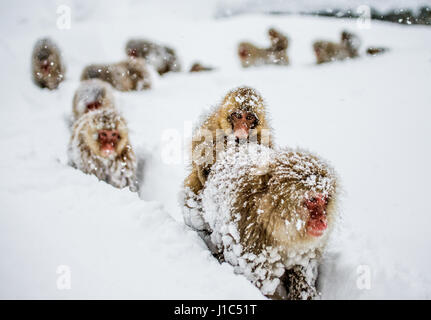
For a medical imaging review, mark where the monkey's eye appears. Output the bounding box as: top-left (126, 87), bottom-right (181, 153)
top-left (232, 112), bottom-right (242, 119)
top-left (309, 197), bottom-right (317, 203)
top-left (100, 132), bottom-right (107, 138)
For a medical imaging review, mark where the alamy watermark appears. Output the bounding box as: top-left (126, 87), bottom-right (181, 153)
top-left (56, 265), bottom-right (72, 290)
top-left (57, 5), bottom-right (71, 30)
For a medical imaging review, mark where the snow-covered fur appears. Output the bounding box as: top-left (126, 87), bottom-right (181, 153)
top-left (81, 58), bottom-right (152, 92)
top-left (186, 144), bottom-right (338, 299)
top-left (31, 38), bottom-right (65, 90)
top-left (126, 39), bottom-right (181, 75)
top-left (72, 79), bottom-right (116, 121)
top-left (68, 109), bottom-right (137, 191)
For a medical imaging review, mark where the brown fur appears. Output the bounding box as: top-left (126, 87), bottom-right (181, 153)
top-left (68, 109), bottom-right (137, 191)
top-left (238, 28), bottom-right (289, 68)
top-left (184, 86), bottom-right (273, 196)
top-left (313, 30), bottom-right (360, 64)
top-left (32, 38), bottom-right (65, 90)
top-left (72, 79), bottom-right (116, 121)
top-left (81, 58), bottom-right (151, 92)
top-left (200, 146), bottom-right (338, 299)
top-left (125, 39), bottom-right (181, 75)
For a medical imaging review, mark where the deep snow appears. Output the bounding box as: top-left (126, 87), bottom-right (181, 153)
top-left (0, 0), bottom-right (430, 299)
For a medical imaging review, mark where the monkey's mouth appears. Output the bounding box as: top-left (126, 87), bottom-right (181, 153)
top-left (307, 227), bottom-right (325, 237)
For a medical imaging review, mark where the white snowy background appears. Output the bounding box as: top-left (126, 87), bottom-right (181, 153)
top-left (0, 0), bottom-right (430, 299)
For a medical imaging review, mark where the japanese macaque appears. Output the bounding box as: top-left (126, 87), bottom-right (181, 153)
top-left (189, 62), bottom-right (214, 73)
top-left (68, 109), bottom-right (138, 191)
top-left (366, 47), bottom-right (388, 56)
top-left (81, 58), bottom-right (151, 91)
top-left (313, 31), bottom-right (360, 64)
top-left (126, 39), bottom-right (181, 75)
top-left (238, 28), bottom-right (289, 68)
top-left (72, 79), bottom-right (116, 121)
top-left (31, 38), bottom-right (65, 90)
top-left (198, 144), bottom-right (338, 300)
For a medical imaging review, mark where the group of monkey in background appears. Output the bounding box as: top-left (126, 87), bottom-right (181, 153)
top-left (238, 27), bottom-right (387, 67)
top-left (31, 27), bottom-right (387, 92)
top-left (30, 30), bottom-right (346, 300)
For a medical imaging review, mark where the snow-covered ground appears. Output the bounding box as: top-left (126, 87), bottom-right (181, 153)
top-left (0, 0), bottom-right (431, 299)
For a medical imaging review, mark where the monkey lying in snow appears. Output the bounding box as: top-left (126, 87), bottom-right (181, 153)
top-left (126, 39), bottom-right (181, 75)
top-left (238, 28), bottom-right (289, 68)
top-left (32, 37), bottom-right (65, 90)
top-left (81, 58), bottom-right (152, 92)
top-left (72, 79), bottom-right (116, 121)
top-left (189, 144), bottom-right (338, 300)
top-left (313, 30), bottom-right (360, 64)
top-left (68, 109), bottom-right (137, 191)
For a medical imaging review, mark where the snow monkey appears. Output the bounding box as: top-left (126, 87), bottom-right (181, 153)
top-left (81, 58), bottom-right (152, 92)
top-left (125, 39), bottom-right (181, 75)
top-left (189, 62), bottom-right (214, 73)
top-left (200, 144), bottom-right (338, 300)
top-left (31, 38), bottom-right (65, 90)
top-left (366, 47), bottom-right (388, 56)
top-left (68, 109), bottom-right (138, 191)
top-left (238, 28), bottom-right (289, 68)
top-left (313, 30), bottom-right (360, 64)
top-left (182, 87), bottom-right (273, 237)
top-left (72, 79), bottom-right (116, 121)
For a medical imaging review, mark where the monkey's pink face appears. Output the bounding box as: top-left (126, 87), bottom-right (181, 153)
top-left (304, 194), bottom-right (329, 237)
top-left (97, 129), bottom-right (120, 157)
top-left (230, 111), bottom-right (258, 140)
